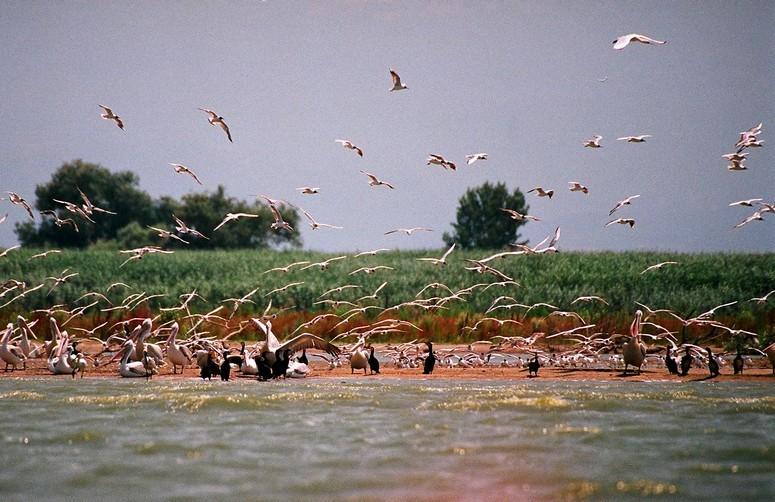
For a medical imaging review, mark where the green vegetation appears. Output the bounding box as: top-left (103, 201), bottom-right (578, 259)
top-left (15, 160), bottom-right (300, 249)
top-left (443, 182), bottom-right (529, 249)
top-left (2, 249), bottom-right (773, 344)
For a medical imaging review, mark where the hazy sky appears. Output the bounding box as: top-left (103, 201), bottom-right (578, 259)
top-left (1, 1), bottom-right (772, 253)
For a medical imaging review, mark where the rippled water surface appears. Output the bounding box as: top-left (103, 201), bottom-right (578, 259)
top-left (0, 378), bottom-right (773, 501)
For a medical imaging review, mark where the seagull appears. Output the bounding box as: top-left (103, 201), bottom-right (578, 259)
top-left (29, 250), bottom-right (62, 261)
top-left (727, 160), bottom-right (748, 171)
top-left (172, 214), bottom-right (209, 240)
top-left (147, 225), bottom-right (189, 244)
top-left (353, 248), bottom-right (391, 257)
top-left (75, 190), bottom-right (116, 219)
top-left (7, 192), bottom-right (34, 220)
top-left (609, 195), bottom-right (640, 216)
top-left (335, 139), bottom-right (363, 157)
top-left (52, 198), bottom-right (95, 223)
top-left (301, 209), bottom-right (342, 230)
top-left (318, 284), bottom-right (361, 299)
top-left (263, 282), bottom-right (304, 297)
top-left (269, 205), bottom-right (293, 232)
top-left (729, 198), bottom-right (763, 207)
top-left (360, 170), bottom-right (395, 189)
top-left (500, 208), bottom-right (540, 222)
top-left (750, 290), bottom-right (775, 304)
top-left (262, 261), bottom-right (311, 274)
top-left (527, 187), bottom-right (554, 199)
top-left (612, 33), bottom-right (667, 50)
top-left (733, 211), bottom-right (764, 228)
top-left (568, 181), bottom-right (589, 194)
top-left (640, 261), bottom-right (678, 274)
top-left (169, 163), bottom-right (203, 185)
top-left (40, 211), bottom-right (79, 232)
top-left (583, 135), bottom-right (602, 148)
top-left (617, 135), bottom-right (652, 143)
top-left (605, 218), bottom-right (635, 228)
top-left (571, 295), bottom-right (609, 306)
top-left (198, 107), bottom-right (232, 142)
top-left (416, 243), bottom-right (456, 266)
top-left (389, 68), bottom-right (408, 91)
top-left (300, 255), bottom-right (347, 271)
top-left (98, 104), bottom-right (124, 130)
top-left (213, 212), bottom-right (259, 231)
top-left (296, 186), bottom-right (320, 194)
top-left (384, 227), bottom-right (432, 235)
top-left (465, 153), bottom-right (488, 165)
top-left (349, 266), bottom-right (394, 275)
top-left (118, 246), bottom-right (174, 267)
top-left (427, 154), bottom-right (457, 171)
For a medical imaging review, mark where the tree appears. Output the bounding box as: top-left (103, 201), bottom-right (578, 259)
top-left (15, 159), bottom-right (157, 248)
top-left (15, 160), bottom-right (301, 249)
top-left (443, 182), bottom-right (529, 249)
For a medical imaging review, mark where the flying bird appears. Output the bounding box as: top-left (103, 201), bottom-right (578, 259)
top-left (213, 212), bottom-right (260, 231)
top-left (500, 208), bottom-right (540, 222)
top-left (416, 243), bottom-right (456, 266)
top-left (384, 227), bottom-right (432, 235)
top-left (612, 33), bottom-right (667, 50)
top-left (98, 105), bottom-right (124, 130)
top-left (389, 68), bottom-right (408, 91)
top-left (527, 187), bottom-right (554, 199)
top-left (301, 209), bottom-right (342, 230)
top-left (605, 218), bottom-right (636, 228)
top-left (269, 205), bottom-right (293, 232)
top-left (729, 198), bottom-right (763, 207)
top-left (296, 187), bottom-right (319, 194)
top-left (465, 153), bottom-right (488, 165)
top-left (426, 154), bottom-right (457, 171)
top-left (609, 195), bottom-right (640, 216)
top-left (617, 135), bottom-right (652, 143)
top-left (198, 107), bottom-right (233, 142)
top-left (583, 135), bottom-right (602, 148)
top-left (172, 214), bottom-right (208, 240)
top-left (360, 170), bottom-right (395, 189)
top-left (568, 181), bottom-right (589, 194)
top-left (640, 261), bottom-right (678, 274)
top-left (147, 226), bottom-right (189, 244)
top-left (335, 139), bottom-right (363, 157)
top-left (169, 163), bottom-right (203, 185)
top-left (77, 189), bottom-right (116, 216)
top-left (7, 192), bottom-right (34, 220)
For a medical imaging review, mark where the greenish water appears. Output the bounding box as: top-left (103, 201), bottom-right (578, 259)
top-left (0, 379), bottom-right (773, 501)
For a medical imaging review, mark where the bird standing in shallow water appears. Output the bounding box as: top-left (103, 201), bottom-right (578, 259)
top-left (423, 342), bottom-right (436, 374)
top-left (733, 346), bottom-right (744, 375)
top-left (665, 348), bottom-right (679, 375)
top-left (527, 353), bottom-right (540, 377)
top-left (220, 350), bottom-right (231, 381)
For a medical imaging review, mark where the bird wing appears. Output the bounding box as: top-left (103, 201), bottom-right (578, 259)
top-left (389, 69), bottom-right (401, 87)
top-left (219, 121), bottom-right (233, 142)
top-left (278, 333), bottom-right (341, 357)
top-left (441, 242), bottom-right (456, 261)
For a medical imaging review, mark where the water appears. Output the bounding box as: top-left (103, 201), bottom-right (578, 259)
top-left (0, 378), bottom-right (773, 501)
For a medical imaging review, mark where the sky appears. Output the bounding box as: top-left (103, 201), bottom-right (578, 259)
top-left (1, 1), bottom-right (773, 253)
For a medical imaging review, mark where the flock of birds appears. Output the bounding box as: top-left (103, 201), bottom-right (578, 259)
top-left (1, 32), bottom-right (773, 381)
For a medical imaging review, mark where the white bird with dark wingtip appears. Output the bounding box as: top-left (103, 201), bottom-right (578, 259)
top-left (296, 187), bottom-right (320, 195)
top-left (617, 135), bottom-right (652, 143)
top-left (568, 182), bottom-right (589, 194)
top-left (360, 170), bottom-right (395, 189)
top-left (500, 208), bottom-right (541, 222)
top-left (213, 212), bottom-right (260, 231)
top-left (335, 139), bottom-right (363, 157)
top-left (609, 195), bottom-right (640, 216)
top-left (527, 187), bottom-right (554, 199)
top-left (198, 107), bottom-right (233, 142)
top-left (389, 68), bottom-right (408, 91)
top-left (98, 104), bottom-right (124, 130)
top-left (729, 198), bottom-right (762, 207)
top-left (269, 205), bottom-right (293, 232)
top-left (384, 227), bottom-right (432, 236)
top-left (417, 243), bottom-right (456, 266)
top-left (641, 261), bottom-right (678, 274)
top-left (583, 135), bottom-right (602, 148)
top-left (465, 153), bottom-right (488, 165)
top-left (612, 33), bottom-right (667, 50)
top-left (169, 163), bottom-right (203, 185)
top-left (427, 154), bottom-right (457, 171)
top-left (605, 218), bottom-right (636, 228)
top-left (301, 209), bottom-right (342, 230)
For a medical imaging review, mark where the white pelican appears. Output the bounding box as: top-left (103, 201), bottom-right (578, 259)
top-left (349, 338), bottom-right (370, 374)
top-left (612, 33), bottom-right (667, 50)
top-left (622, 310), bottom-right (646, 375)
top-left (251, 318), bottom-right (340, 366)
top-left (109, 340), bottom-right (151, 378)
top-left (165, 322), bottom-right (192, 374)
top-left (1, 323), bottom-right (26, 371)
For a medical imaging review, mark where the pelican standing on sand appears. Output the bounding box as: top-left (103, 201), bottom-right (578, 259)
top-left (1, 323), bottom-right (26, 371)
top-left (622, 310), bottom-right (646, 375)
top-left (165, 322), bottom-right (192, 374)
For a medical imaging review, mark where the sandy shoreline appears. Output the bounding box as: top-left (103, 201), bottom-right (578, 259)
top-left (2, 358), bottom-right (772, 382)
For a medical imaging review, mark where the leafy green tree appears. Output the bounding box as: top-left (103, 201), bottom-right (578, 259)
top-left (15, 159), bottom-right (157, 248)
top-left (443, 182), bottom-right (529, 249)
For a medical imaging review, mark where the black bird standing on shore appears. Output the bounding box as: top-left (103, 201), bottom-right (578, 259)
top-left (272, 348), bottom-right (292, 379)
top-left (368, 346), bottom-right (380, 375)
top-left (201, 351), bottom-right (219, 380)
top-left (423, 342), bottom-right (436, 374)
top-left (680, 347), bottom-right (693, 376)
top-left (220, 350), bottom-right (231, 381)
top-left (298, 349), bottom-right (309, 365)
top-left (665, 348), bottom-right (679, 375)
top-left (706, 347), bottom-right (720, 377)
top-left (528, 353), bottom-right (540, 377)
top-left (733, 346), bottom-right (744, 375)
top-left (256, 353), bottom-right (273, 381)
